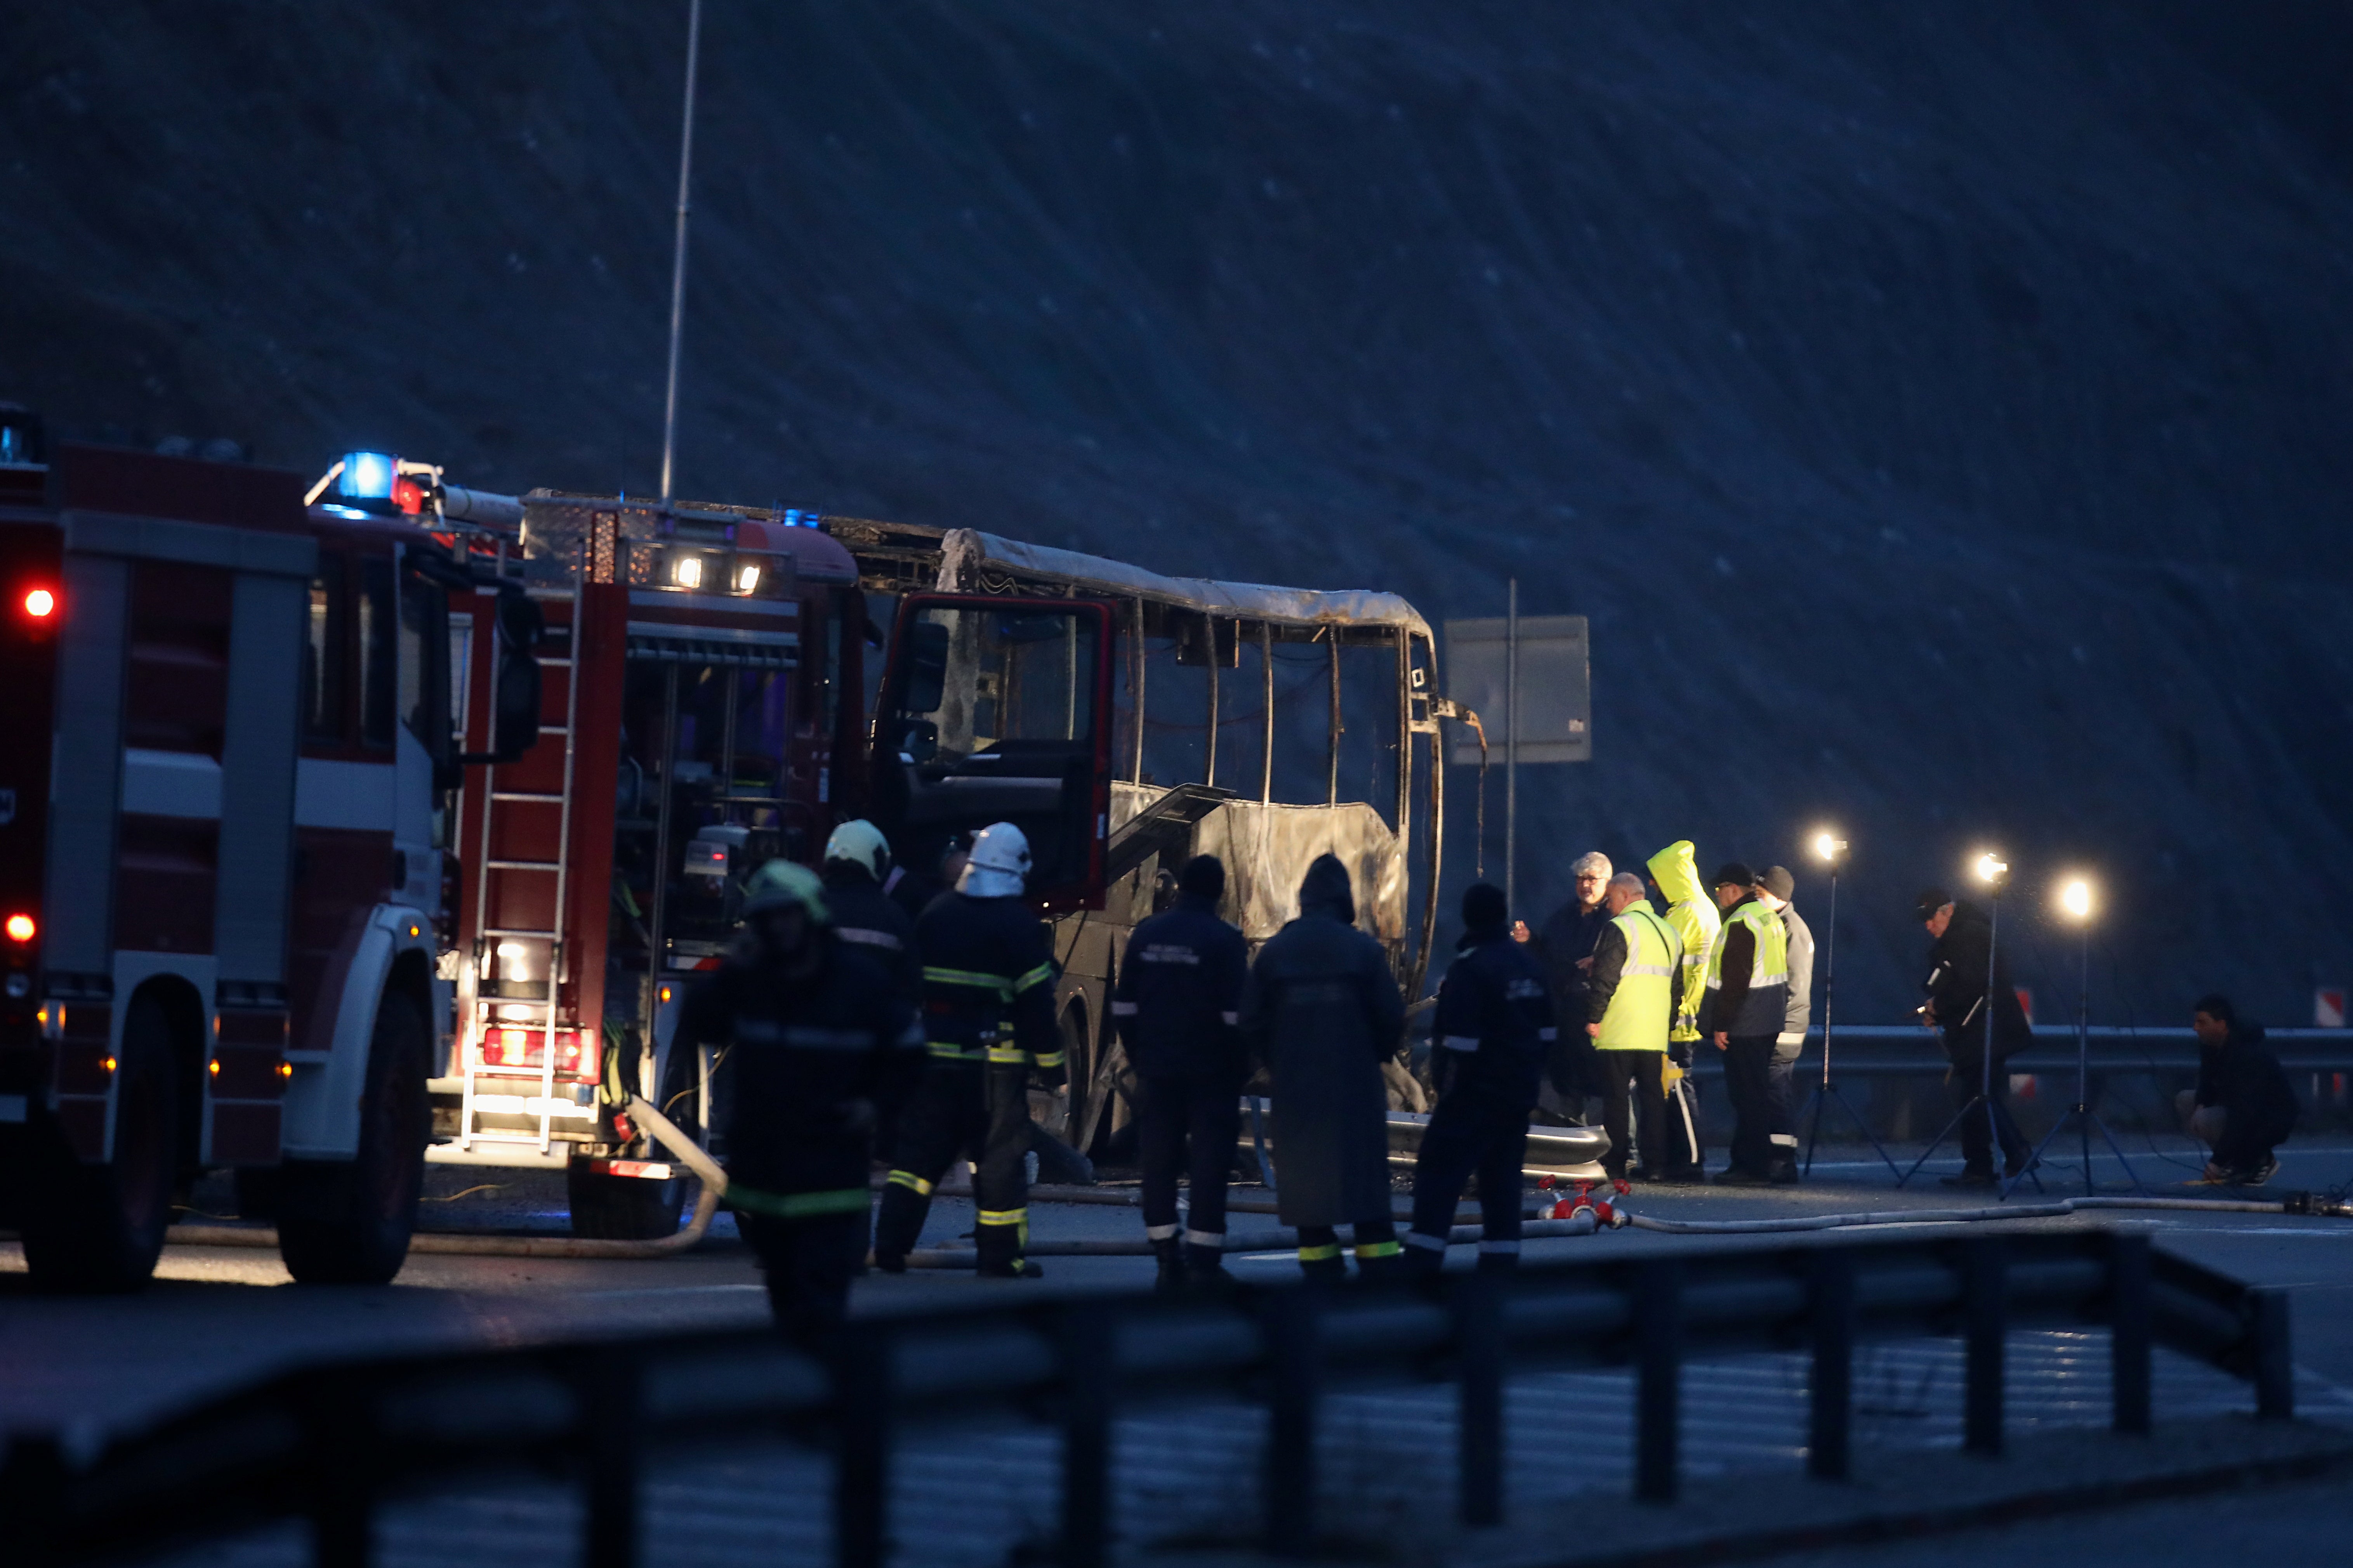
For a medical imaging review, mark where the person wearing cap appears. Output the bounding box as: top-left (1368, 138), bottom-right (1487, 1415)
top-left (873, 822), bottom-right (1066, 1277)
top-left (1917, 886), bottom-right (2034, 1186)
top-left (1403, 883), bottom-right (1556, 1274)
top-left (886, 833), bottom-right (968, 925)
top-left (1754, 866), bottom-right (1813, 1180)
top-left (666, 859), bottom-right (923, 1343)
top-left (1240, 854), bottom-right (1408, 1281)
top-left (1644, 841), bottom-right (1719, 1180)
top-left (1699, 862), bottom-right (1794, 1185)
top-left (1114, 853), bottom-right (1251, 1291)
top-left (1584, 872), bottom-right (1683, 1181)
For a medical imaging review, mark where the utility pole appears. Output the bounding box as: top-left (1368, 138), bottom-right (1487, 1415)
top-left (658, 0), bottom-right (705, 505)
top-left (1505, 576), bottom-right (1518, 914)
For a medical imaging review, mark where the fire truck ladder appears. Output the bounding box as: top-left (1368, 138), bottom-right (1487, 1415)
top-left (460, 580), bottom-right (584, 1158)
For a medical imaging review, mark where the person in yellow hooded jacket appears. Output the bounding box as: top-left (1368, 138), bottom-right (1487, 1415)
top-left (1644, 841), bottom-right (1719, 1181)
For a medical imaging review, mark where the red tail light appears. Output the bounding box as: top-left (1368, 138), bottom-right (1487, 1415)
top-left (22, 588), bottom-right (55, 619)
top-left (3, 913), bottom-right (34, 943)
top-left (477, 1025), bottom-right (596, 1082)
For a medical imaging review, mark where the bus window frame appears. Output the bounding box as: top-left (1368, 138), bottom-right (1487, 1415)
top-left (874, 591), bottom-right (1115, 911)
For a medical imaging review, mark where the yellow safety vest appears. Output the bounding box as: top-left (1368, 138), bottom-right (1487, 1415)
top-left (1596, 907), bottom-right (1681, 1051)
top-left (1663, 897), bottom-right (1720, 1044)
top-left (1705, 900), bottom-right (1790, 996)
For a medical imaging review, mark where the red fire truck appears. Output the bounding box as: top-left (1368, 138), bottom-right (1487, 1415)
top-left (426, 486), bottom-right (872, 1239)
top-left (0, 424), bottom-right (542, 1290)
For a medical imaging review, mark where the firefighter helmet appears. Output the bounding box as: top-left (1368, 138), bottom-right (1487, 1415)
top-left (741, 859), bottom-right (832, 923)
top-left (959, 822), bottom-right (1032, 898)
top-left (823, 819), bottom-right (893, 883)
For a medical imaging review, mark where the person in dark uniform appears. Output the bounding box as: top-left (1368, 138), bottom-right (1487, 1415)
top-left (1403, 883), bottom-right (1554, 1275)
top-left (1114, 853), bottom-right (1250, 1292)
top-left (1917, 886), bottom-right (2035, 1187)
top-left (885, 833), bottom-right (967, 926)
top-left (821, 820), bottom-right (920, 1004)
top-left (1239, 854), bottom-right (1407, 1282)
top-left (667, 859), bottom-right (922, 1344)
top-left (872, 822), bottom-right (1064, 1278)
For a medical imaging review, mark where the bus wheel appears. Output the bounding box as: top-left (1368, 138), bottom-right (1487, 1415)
top-left (568, 1047), bottom-right (696, 1240)
top-left (278, 989), bottom-right (429, 1285)
top-left (20, 992), bottom-right (178, 1293)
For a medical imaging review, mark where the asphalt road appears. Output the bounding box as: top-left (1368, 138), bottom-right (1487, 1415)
top-left (6, 1135), bottom-right (2352, 1442)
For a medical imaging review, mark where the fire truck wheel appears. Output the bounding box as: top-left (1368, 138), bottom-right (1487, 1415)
top-left (19, 992), bottom-right (179, 1293)
top-left (276, 989), bottom-right (429, 1285)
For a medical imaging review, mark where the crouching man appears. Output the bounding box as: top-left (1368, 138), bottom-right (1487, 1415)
top-left (2178, 994), bottom-right (2297, 1186)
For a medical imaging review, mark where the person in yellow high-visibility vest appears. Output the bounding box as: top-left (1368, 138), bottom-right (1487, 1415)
top-left (1584, 873), bottom-right (1683, 1180)
top-left (1645, 841), bottom-right (1719, 1181)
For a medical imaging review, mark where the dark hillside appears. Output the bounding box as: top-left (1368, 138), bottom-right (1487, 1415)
top-left (7, 1), bottom-right (2353, 1020)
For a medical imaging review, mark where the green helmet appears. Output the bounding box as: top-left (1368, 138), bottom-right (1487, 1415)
top-left (741, 859), bottom-right (831, 923)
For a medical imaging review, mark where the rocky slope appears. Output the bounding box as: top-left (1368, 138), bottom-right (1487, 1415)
top-left (8, 1), bottom-right (2352, 1019)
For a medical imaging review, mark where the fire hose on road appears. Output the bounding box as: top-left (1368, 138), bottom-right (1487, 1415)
top-left (168, 1096), bottom-right (728, 1260)
top-left (158, 1094), bottom-right (2351, 1264)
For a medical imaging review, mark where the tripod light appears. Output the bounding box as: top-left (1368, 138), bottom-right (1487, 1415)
top-left (1797, 829), bottom-right (1899, 1178)
top-left (2004, 874), bottom-right (2144, 1196)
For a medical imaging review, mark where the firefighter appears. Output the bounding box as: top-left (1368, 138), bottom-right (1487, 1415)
top-left (822, 819), bottom-right (920, 1005)
top-left (1113, 853), bottom-right (1250, 1292)
top-left (1240, 854), bottom-right (1407, 1281)
top-left (872, 822), bottom-right (1065, 1278)
top-left (667, 860), bottom-right (922, 1344)
top-left (1645, 840), bottom-right (1719, 1180)
top-left (1403, 883), bottom-right (1554, 1275)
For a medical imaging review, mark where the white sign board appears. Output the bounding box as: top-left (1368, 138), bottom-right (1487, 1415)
top-left (1442, 615), bottom-right (1590, 765)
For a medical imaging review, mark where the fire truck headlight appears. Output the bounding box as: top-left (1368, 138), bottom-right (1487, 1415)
top-left (736, 564), bottom-right (760, 593)
top-left (673, 554), bottom-right (704, 590)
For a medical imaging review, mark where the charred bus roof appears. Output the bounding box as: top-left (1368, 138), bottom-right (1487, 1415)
top-left (825, 516), bottom-right (1432, 641)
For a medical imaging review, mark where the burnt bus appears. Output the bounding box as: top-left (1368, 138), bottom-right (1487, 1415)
top-left (832, 521), bottom-right (1460, 1154)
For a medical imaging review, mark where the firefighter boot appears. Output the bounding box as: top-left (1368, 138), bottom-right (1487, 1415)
top-left (1183, 1235), bottom-right (1232, 1293)
top-left (1152, 1235), bottom-right (1187, 1294)
top-left (872, 1176), bottom-right (933, 1273)
top-left (1353, 1221), bottom-right (1406, 1284)
top-left (975, 1209), bottom-right (1044, 1279)
top-left (1297, 1227), bottom-right (1347, 1284)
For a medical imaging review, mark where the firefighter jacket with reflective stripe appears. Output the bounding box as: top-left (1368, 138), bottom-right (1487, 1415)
top-left (1645, 841), bottom-right (1720, 1044)
top-left (915, 890), bottom-right (1064, 1084)
top-left (670, 937), bottom-right (924, 1201)
top-left (822, 869), bottom-right (921, 1006)
top-left (1112, 892), bottom-right (1250, 1080)
top-left (1428, 926), bottom-right (1555, 1093)
top-left (1589, 906), bottom-right (1681, 1051)
top-left (1699, 895), bottom-right (1790, 1038)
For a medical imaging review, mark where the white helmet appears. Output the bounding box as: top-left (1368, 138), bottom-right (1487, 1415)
top-left (959, 821), bottom-right (1032, 898)
top-left (823, 819), bottom-right (892, 882)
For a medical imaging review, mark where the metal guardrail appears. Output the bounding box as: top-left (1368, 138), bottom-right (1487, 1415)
top-left (1683, 1024), bottom-right (2353, 1079)
top-left (0, 1230), bottom-right (2293, 1568)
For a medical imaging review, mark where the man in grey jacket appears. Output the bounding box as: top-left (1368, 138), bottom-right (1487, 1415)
top-left (1756, 866), bottom-right (1811, 1183)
